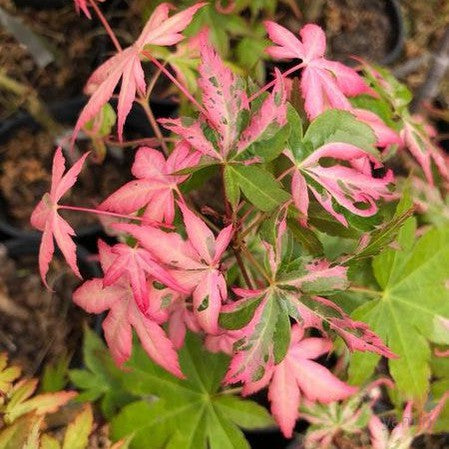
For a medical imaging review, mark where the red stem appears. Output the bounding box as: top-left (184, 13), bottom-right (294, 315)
top-left (59, 204), bottom-right (173, 229)
top-left (88, 0), bottom-right (122, 52)
top-left (141, 50), bottom-right (207, 116)
top-left (248, 62), bottom-right (304, 102)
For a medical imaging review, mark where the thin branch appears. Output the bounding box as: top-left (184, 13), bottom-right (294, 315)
top-left (88, 0), bottom-right (122, 52)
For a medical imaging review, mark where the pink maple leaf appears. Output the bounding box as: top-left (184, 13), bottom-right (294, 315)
top-left (265, 22), bottom-right (368, 119)
top-left (100, 143), bottom-right (200, 224)
top-left (247, 325), bottom-right (357, 438)
top-left (287, 142), bottom-right (394, 227)
top-left (115, 202), bottom-right (233, 334)
top-left (74, 2), bottom-right (205, 141)
top-left (30, 147), bottom-right (89, 287)
top-left (159, 36), bottom-right (287, 162)
top-left (353, 109), bottom-right (401, 148)
top-left (73, 240), bottom-right (183, 376)
top-left (74, 0), bottom-right (91, 18)
top-left (102, 243), bottom-right (188, 314)
top-left (401, 116), bottom-right (449, 186)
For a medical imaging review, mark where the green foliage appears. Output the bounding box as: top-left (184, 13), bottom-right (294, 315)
top-left (69, 327), bottom-right (135, 420)
top-left (302, 109), bottom-right (378, 156)
top-left (226, 164), bottom-right (290, 212)
top-left (349, 225), bottom-right (449, 399)
top-left (111, 334), bottom-right (274, 449)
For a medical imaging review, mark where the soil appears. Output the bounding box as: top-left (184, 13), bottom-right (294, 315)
top-left (0, 127), bottom-right (133, 229)
top-left (0, 244), bottom-right (89, 375)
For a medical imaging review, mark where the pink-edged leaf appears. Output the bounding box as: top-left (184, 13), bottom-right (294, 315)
top-left (353, 109), bottom-right (401, 148)
top-left (73, 278), bottom-right (121, 313)
top-left (192, 269), bottom-right (225, 334)
top-left (168, 301), bottom-right (200, 349)
top-left (100, 179), bottom-right (162, 215)
top-left (281, 259), bottom-right (348, 293)
top-left (291, 170), bottom-right (309, 226)
top-left (330, 317), bottom-right (396, 358)
top-left (292, 358), bottom-right (357, 403)
top-left (52, 214), bottom-right (81, 278)
top-left (292, 142), bottom-right (394, 226)
top-left (198, 34), bottom-right (248, 156)
top-left (237, 68), bottom-right (287, 153)
top-left (368, 415), bottom-right (388, 449)
top-left (159, 118), bottom-right (219, 160)
top-left (401, 118), bottom-right (449, 186)
top-left (129, 303), bottom-right (184, 377)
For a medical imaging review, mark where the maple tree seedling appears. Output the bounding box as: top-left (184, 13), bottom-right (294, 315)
top-left (29, 1), bottom-right (449, 447)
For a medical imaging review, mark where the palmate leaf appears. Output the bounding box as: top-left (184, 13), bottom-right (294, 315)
top-left (226, 164), bottom-right (290, 212)
top-left (111, 333), bottom-right (274, 449)
top-left (69, 327), bottom-right (135, 420)
top-left (349, 225), bottom-right (449, 399)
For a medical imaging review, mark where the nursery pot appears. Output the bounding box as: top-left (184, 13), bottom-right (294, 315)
top-left (0, 96), bottom-right (177, 242)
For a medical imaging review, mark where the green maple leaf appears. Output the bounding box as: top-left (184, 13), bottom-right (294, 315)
top-left (111, 333), bottom-right (274, 449)
top-left (69, 327), bottom-right (135, 419)
top-left (349, 221), bottom-right (449, 400)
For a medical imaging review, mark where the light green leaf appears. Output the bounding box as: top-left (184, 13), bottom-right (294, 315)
top-left (303, 109), bottom-right (378, 156)
top-left (69, 327), bottom-right (135, 419)
top-left (349, 226), bottom-right (449, 399)
top-left (223, 165), bottom-right (241, 209)
top-left (112, 334), bottom-right (271, 449)
top-left (219, 296), bottom-right (263, 330)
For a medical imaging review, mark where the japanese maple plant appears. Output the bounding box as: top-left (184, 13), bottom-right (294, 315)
top-left (31, 1), bottom-right (449, 448)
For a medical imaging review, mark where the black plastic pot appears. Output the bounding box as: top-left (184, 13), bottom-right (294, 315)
top-left (0, 96), bottom-right (177, 242)
top-left (382, 0), bottom-right (405, 65)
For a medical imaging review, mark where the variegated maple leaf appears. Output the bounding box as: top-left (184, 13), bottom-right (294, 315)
top-left (265, 22), bottom-right (368, 119)
top-left (73, 240), bottom-right (183, 376)
top-left (244, 325), bottom-right (357, 438)
top-left (100, 143), bottom-right (200, 224)
top-left (30, 147), bottom-right (89, 287)
top-left (116, 202), bottom-right (233, 334)
top-left (159, 34), bottom-right (287, 162)
top-left (74, 2), bottom-right (205, 141)
top-left (221, 227), bottom-right (393, 396)
top-left (401, 116), bottom-right (449, 186)
top-left (369, 394), bottom-right (449, 449)
top-left (286, 142), bottom-right (394, 226)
